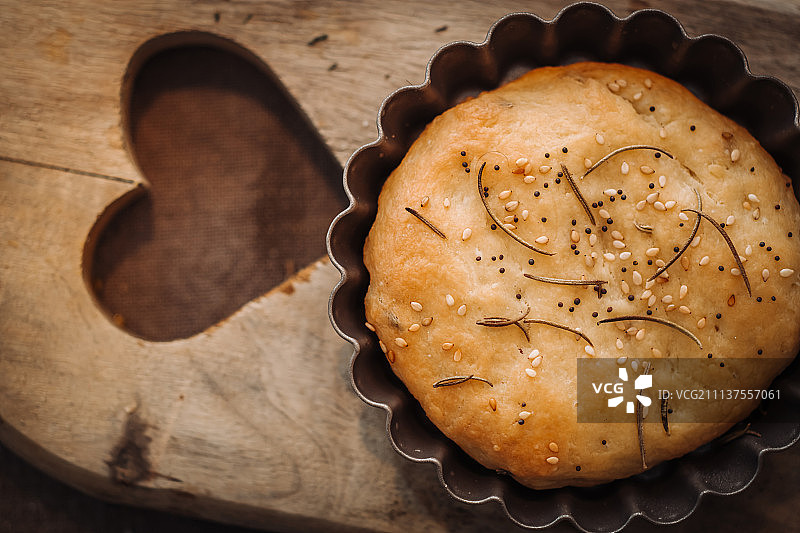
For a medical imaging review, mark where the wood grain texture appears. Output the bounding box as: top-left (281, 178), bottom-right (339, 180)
top-left (1, 1), bottom-right (799, 532)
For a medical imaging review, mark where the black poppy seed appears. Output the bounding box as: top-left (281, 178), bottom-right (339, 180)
top-left (572, 219), bottom-right (577, 226)
top-left (585, 228), bottom-right (592, 234)
top-left (649, 106), bottom-right (655, 112)
top-left (528, 259), bottom-right (535, 265)
top-left (555, 178), bottom-right (561, 184)
top-left (541, 217), bottom-right (547, 222)
top-left (647, 259), bottom-right (653, 265)
top-left (460, 151), bottom-right (466, 156)
top-left (571, 244), bottom-right (577, 250)
top-left (518, 419), bottom-right (524, 425)
top-left (655, 152), bottom-right (661, 158)
top-left (598, 201), bottom-right (604, 207)
top-left (476, 256), bottom-right (481, 261)
top-left (610, 196), bottom-right (616, 202)
top-left (534, 191), bottom-right (540, 197)
top-left (574, 249), bottom-right (581, 255)
top-left (483, 186), bottom-right (489, 192)
top-left (601, 288), bottom-right (607, 295)
top-left (569, 306), bottom-right (575, 312)
top-left (592, 312), bottom-right (599, 318)
top-left (767, 246), bottom-right (773, 251)
top-left (720, 222), bottom-right (725, 228)
top-left (633, 260), bottom-right (639, 266)
top-left (545, 152), bottom-right (550, 158)
top-left (775, 256), bottom-right (781, 261)
top-left (646, 309), bottom-right (653, 315)
top-left (602, 440), bottom-right (607, 445)
top-left (462, 162), bottom-right (468, 167)
top-left (491, 224), bottom-right (497, 230)
top-left (516, 293), bottom-right (522, 299)
top-left (679, 223), bottom-right (684, 227)
top-left (592, 202), bottom-right (598, 208)
top-left (607, 307), bottom-right (613, 312)
top-left (621, 267), bottom-right (627, 272)
top-left (621, 195), bottom-right (627, 200)
top-left (557, 171), bottom-right (563, 177)
top-left (628, 295), bottom-right (635, 301)
top-left (716, 313), bottom-right (722, 319)
top-left (521, 402), bottom-right (526, 407)
top-left (558, 302), bottom-right (564, 308)
top-left (576, 466), bottom-right (581, 471)
top-left (562, 147), bottom-right (568, 153)
top-left (789, 232), bottom-right (794, 237)
top-left (499, 254), bottom-right (504, 260)
top-left (674, 246), bottom-right (680, 253)
top-left (494, 164), bottom-right (500, 171)
top-left (499, 268), bottom-right (505, 273)
top-left (708, 353), bottom-right (712, 358)
top-left (649, 183), bottom-right (655, 189)
top-left (574, 298), bottom-right (581, 305)
top-left (465, 168), bottom-right (470, 173)
top-left (720, 362), bottom-right (725, 368)
top-left (668, 408), bottom-right (673, 414)
top-left (718, 265), bottom-right (724, 271)
top-left (690, 125), bottom-right (696, 131)
top-left (758, 349), bottom-right (763, 355)
top-left (772, 296), bottom-right (777, 301)
top-left (543, 183), bottom-right (549, 188)
top-left (757, 297), bottom-right (762, 302)
top-left (602, 226), bottom-right (608, 232)
top-left (776, 204), bottom-right (781, 210)
top-left (484, 192), bottom-right (489, 197)
top-left (760, 241), bottom-right (766, 247)
top-left (607, 218), bottom-right (613, 224)
top-left (491, 256), bottom-right (496, 261)
top-left (617, 189), bottom-right (623, 195)
top-left (750, 167), bottom-right (755, 172)
top-left (513, 216), bottom-right (518, 222)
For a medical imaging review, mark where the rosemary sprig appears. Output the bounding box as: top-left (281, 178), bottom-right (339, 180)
top-left (405, 207), bottom-right (446, 239)
top-left (649, 189), bottom-right (702, 281)
top-left (477, 162), bottom-right (555, 256)
top-left (634, 221), bottom-right (653, 234)
top-left (477, 306), bottom-right (531, 341)
top-left (715, 422), bottom-right (761, 445)
top-left (561, 164), bottom-right (596, 225)
top-left (524, 273), bottom-right (607, 299)
top-left (433, 375), bottom-right (494, 388)
top-left (597, 315), bottom-right (702, 349)
top-left (522, 318), bottom-right (595, 347)
top-left (582, 145), bottom-right (674, 180)
top-left (681, 208), bottom-right (751, 296)
top-left (637, 361), bottom-right (652, 470)
top-left (661, 397), bottom-right (671, 436)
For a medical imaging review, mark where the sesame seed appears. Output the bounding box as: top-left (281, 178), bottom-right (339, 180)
top-left (646, 192), bottom-right (659, 204)
top-left (633, 91), bottom-right (642, 101)
top-left (780, 268), bottom-right (795, 277)
top-left (457, 304), bottom-right (467, 316)
top-left (662, 295), bottom-right (673, 304)
top-left (654, 201), bottom-right (666, 211)
top-left (604, 188), bottom-right (617, 196)
top-left (748, 193), bottom-right (760, 202)
top-left (645, 279), bottom-right (656, 290)
top-left (636, 200), bottom-right (646, 211)
top-left (531, 355), bottom-right (543, 367)
top-left (516, 157), bottom-right (528, 167)
top-left (644, 78), bottom-right (653, 88)
top-left (617, 356), bottom-right (627, 365)
top-left (678, 212), bottom-right (690, 221)
top-left (585, 255), bottom-right (595, 267)
top-left (762, 268), bottom-right (770, 282)
top-left (608, 82), bottom-right (620, 92)
top-left (621, 280), bottom-right (630, 294)
top-left (621, 162), bottom-right (629, 175)
top-left (525, 368), bottom-right (537, 378)
top-left (699, 256), bottom-right (710, 266)
top-left (523, 175), bottom-right (536, 184)
top-left (645, 247), bottom-right (660, 257)
top-left (664, 200), bottom-right (676, 209)
top-left (549, 442), bottom-right (559, 452)
top-left (408, 323), bottom-right (420, 332)
top-left (731, 268), bottom-right (741, 276)
top-left (538, 165), bottom-right (552, 174)
top-left (620, 251), bottom-right (632, 260)
top-left (421, 317), bottom-right (433, 326)
top-left (613, 240), bottom-right (626, 249)
top-left (726, 215), bottom-right (735, 226)
top-left (489, 398), bottom-right (497, 411)
top-left (618, 79), bottom-right (628, 88)
top-left (395, 337), bottom-right (408, 347)
top-left (546, 456), bottom-right (559, 465)
top-left (365, 321), bottom-right (376, 332)
top-left (441, 342), bottom-right (454, 350)
top-left (632, 271), bottom-right (643, 285)
top-left (386, 350), bottom-right (396, 363)
top-left (584, 345), bottom-right (596, 356)
top-left (616, 338), bottom-right (624, 350)
top-left (445, 294), bottom-right (455, 307)
top-left (453, 349), bottom-right (463, 362)
top-left (635, 329), bottom-right (646, 341)
top-left (612, 230), bottom-right (624, 240)
top-left (519, 410), bottom-right (532, 420)
top-left (535, 235), bottom-right (549, 244)
top-left (571, 230), bottom-right (580, 243)
top-left (697, 317), bottom-right (706, 329)
top-left (505, 200), bottom-right (519, 211)
top-left (753, 208), bottom-right (761, 220)
top-left (648, 294), bottom-right (657, 307)
top-left (728, 294), bottom-right (736, 307)
top-left (631, 360), bottom-right (639, 372)
top-left (521, 209), bottom-right (530, 220)
top-left (589, 234), bottom-right (598, 246)
top-left (410, 301), bottom-right (423, 312)
top-left (443, 197), bottom-right (450, 208)
top-left (378, 340), bottom-right (387, 353)
top-left (421, 196), bottom-right (429, 207)
top-left (596, 133), bottom-right (605, 145)
top-left (603, 252), bottom-right (616, 262)
top-left (584, 158), bottom-right (593, 168)
top-left (640, 165), bottom-right (655, 174)
top-left (731, 149), bottom-right (741, 162)
top-left (678, 306), bottom-right (691, 315)
top-left (659, 127), bottom-right (667, 139)
top-left (498, 189), bottom-right (512, 200)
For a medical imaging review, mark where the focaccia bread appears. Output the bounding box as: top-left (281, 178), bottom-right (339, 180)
top-left (363, 62), bottom-right (800, 488)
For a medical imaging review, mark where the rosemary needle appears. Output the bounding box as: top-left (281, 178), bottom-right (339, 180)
top-left (405, 207), bottom-right (446, 239)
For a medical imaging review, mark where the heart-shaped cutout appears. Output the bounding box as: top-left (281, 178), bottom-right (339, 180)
top-left (85, 32), bottom-right (345, 341)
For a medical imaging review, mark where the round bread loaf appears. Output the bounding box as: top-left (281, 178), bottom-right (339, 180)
top-left (363, 62), bottom-right (800, 488)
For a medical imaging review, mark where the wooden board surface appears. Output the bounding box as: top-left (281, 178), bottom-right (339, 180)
top-left (1, 1), bottom-right (799, 532)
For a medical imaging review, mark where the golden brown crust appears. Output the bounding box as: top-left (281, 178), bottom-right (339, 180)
top-left (364, 63), bottom-right (800, 488)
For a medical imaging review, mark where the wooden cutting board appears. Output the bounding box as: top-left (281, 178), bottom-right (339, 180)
top-left (2, 1), bottom-right (799, 531)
